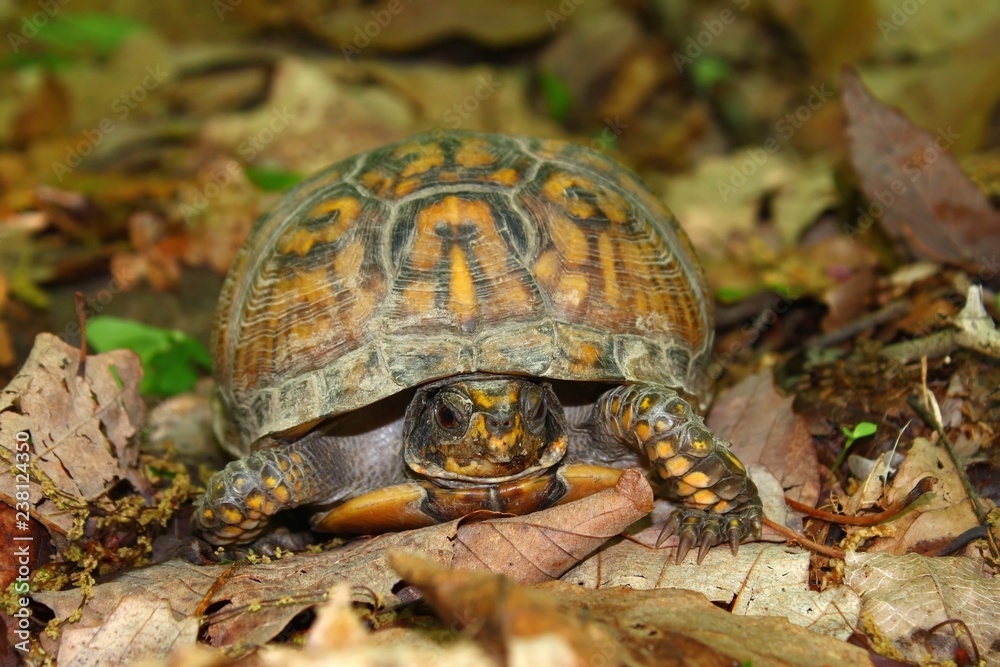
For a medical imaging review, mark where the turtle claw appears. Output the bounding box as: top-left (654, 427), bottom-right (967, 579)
top-left (656, 512), bottom-right (681, 547)
top-left (660, 502), bottom-right (763, 564)
top-left (696, 534), bottom-right (716, 564)
top-left (728, 525), bottom-right (742, 556)
top-left (675, 527), bottom-right (698, 564)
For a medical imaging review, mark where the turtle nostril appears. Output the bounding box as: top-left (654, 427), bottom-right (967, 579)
top-left (486, 415), bottom-right (513, 432)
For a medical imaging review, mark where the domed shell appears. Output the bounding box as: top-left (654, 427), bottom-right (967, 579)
top-left (214, 131), bottom-right (713, 453)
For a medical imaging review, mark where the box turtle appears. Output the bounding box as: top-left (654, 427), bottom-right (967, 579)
top-left (195, 130), bottom-right (762, 562)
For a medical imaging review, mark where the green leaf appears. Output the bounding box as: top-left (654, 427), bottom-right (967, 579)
top-left (714, 285), bottom-right (759, 304)
top-left (842, 421), bottom-right (877, 441)
top-left (0, 51), bottom-right (73, 71)
top-left (691, 57), bottom-right (732, 90)
top-left (244, 166), bottom-right (305, 192)
top-left (87, 316), bottom-right (210, 396)
top-left (539, 70), bottom-right (573, 123)
top-left (34, 13), bottom-right (145, 59)
top-left (833, 421), bottom-right (877, 470)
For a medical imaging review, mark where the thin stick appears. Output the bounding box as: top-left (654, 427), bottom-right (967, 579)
top-left (907, 394), bottom-right (999, 560)
top-left (785, 477), bottom-right (936, 526)
top-left (761, 517), bottom-right (845, 559)
top-left (74, 291), bottom-right (87, 377)
top-left (808, 299), bottom-right (910, 348)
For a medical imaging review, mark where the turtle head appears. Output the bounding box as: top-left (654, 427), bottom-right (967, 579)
top-left (403, 375), bottom-right (568, 484)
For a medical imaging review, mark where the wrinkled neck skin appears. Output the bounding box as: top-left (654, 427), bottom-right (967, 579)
top-left (403, 374), bottom-right (569, 488)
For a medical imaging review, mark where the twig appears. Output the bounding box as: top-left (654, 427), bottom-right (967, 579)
top-left (785, 477), bottom-right (937, 526)
top-left (807, 299), bottom-right (911, 348)
top-left (881, 329), bottom-right (957, 362)
top-left (75, 291), bottom-right (87, 377)
top-left (760, 517), bottom-right (845, 559)
top-left (907, 393), bottom-right (1000, 560)
top-left (882, 285), bottom-right (1000, 362)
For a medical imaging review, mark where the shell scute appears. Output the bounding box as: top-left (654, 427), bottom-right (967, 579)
top-left (215, 131), bottom-right (712, 451)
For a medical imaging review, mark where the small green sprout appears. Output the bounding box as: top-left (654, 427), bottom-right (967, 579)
top-left (833, 421), bottom-right (877, 470)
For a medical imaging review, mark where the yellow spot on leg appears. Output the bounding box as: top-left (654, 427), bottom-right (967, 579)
top-left (220, 506), bottom-right (244, 525)
top-left (655, 439), bottom-right (676, 459)
top-left (682, 471), bottom-right (712, 488)
top-left (245, 491), bottom-right (264, 511)
top-left (666, 455), bottom-right (694, 477)
top-left (271, 484), bottom-right (290, 504)
top-left (674, 481), bottom-right (696, 496)
top-left (635, 421), bottom-right (651, 443)
top-left (692, 490), bottom-right (720, 505)
top-left (690, 439), bottom-right (710, 454)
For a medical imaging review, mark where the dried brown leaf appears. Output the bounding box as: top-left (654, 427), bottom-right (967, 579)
top-left (32, 559), bottom-right (227, 667)
top-left (452, 468), bottom-right (653, 583)
top-left (0, 333), bottom-right (147, 536)
top-left (300, 0), bottom-right (561, 50)
top-left (843, 67), bottom-right (1000, 267)
top-left (708, 369), bottom-right (820, 508)
top-left (201, 471), bottom-right (652, 648)
top-left (200, 521), bottom-right (455, 649)
top-left (845, 552), bottom-right (1000, 665)
top-left (392, 552), bottom-right (875, 667)
top-left (855, 438), bottom-right (982, 555)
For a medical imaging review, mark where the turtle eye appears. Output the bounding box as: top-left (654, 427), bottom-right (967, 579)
top-left (523, 387), bottom-right (547, 431)
top-left (436, 404), bottom-right (459, 430)
top-left (531, 399), bottom-right (546, 422)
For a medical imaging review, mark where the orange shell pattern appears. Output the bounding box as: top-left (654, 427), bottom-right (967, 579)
top-left (215, 131), bottom-right (713, 451)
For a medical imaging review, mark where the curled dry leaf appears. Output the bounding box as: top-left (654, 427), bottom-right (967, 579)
top-left (200, 470), bottom-right (652, 650)
top-left (845, 552), bottom-right (1000, 666)
top-left (200, 522), bottom-right (455, 649)
top-left (842, 67), bottom-right (1000, 268)
top-left (0, 333), bottom-right (148, 537)
top-left (563, 539), bottom-right (860, 640)
top-left (452, 468), bottom-right (653, 583)
top-left (32, 559), bottom-right (228, 667)
top-left (391, 551), bottom-right (875, 667)
top-left (856, 438), bottom-right (983, 556)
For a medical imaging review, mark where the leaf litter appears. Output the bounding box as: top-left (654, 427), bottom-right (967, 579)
top-left (2, 5), bottom-right (1000, 666)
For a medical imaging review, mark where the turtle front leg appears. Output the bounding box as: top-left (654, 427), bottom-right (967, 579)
top-left (194, 443), bottom-right (327, 547)
top-left (592, 384), bottom-right (762, 563)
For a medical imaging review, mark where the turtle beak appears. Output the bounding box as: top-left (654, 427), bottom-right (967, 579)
top-left (479, 412), bottom-right (522, 463)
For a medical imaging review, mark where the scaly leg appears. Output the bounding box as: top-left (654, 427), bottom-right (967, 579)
top-left (592, 384), bottom-right (762, 563)
top-left (194, 442), bottom-right (329, 546)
